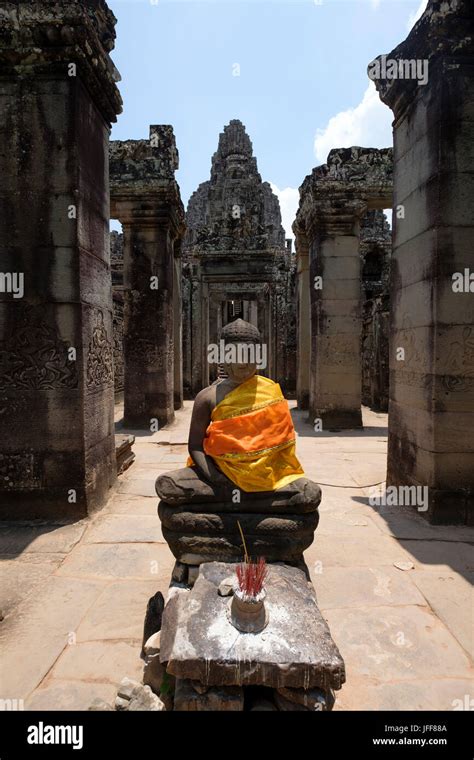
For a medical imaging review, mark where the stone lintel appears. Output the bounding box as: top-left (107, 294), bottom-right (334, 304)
top-left (369, 0), bottom-right (474, 122)
top-left (0, 0), bottom-right (122, 124)
top-left (111, 199), bottom-right (185, 241)
top-left (191, 247), bottom-right (286, 260)
top-left (110, 126), bottom-right (185, 235)
top-left (296, 146), bottom-right (393, 241)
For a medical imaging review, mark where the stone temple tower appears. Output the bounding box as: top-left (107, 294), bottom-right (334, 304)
top-left (184, 119), bottom-right (286, 252)
top-left (182, 120), bottom-right (296, 397)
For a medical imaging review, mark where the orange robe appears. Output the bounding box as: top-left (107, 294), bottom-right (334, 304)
top-left (188, 375), bottom-right (304, 492)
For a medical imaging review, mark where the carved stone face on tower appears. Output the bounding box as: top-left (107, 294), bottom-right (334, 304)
top-left (183, 120), bottom-right (286, 253)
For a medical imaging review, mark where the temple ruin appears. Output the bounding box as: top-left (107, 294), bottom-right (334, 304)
top-left (182, 120), bottom-right (297, 398)
top-left (0, 0), bottom-right (473, 721)
top-left (1, 1), bottom-right (472, 523)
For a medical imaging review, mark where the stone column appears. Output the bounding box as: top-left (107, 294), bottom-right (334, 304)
top-left (181, 263), bottom-right (192, 399)
top-left (267, 290), bottom-right (275, 379)
top-left (308, 206), bottom-right (365, 429)
top-left (201, 286), bottom-right (210, 389)
top-left (110, 126), bottom-right (185, 429)
top-left (0, 0), bottom-right (122, 518)
top-left (295, 147), bottom-right (392, 430)
top-left (173, 241), bottom-right (183, 410)
top-left (216, 300), bottom-right (223, 336)
top-left (371, 0), bottom-right (474, 524)
top-left (249, 301), bottom-right (258, 327)
top-left (294, 228), bottom-right (311, 410)
top-left (208, 296), bottom-right (219, 383)
top-left (190, 277), bottom-right (203, 397)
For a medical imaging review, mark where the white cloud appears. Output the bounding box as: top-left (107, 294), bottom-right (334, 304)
top-left (313, 82), bottom-right (393, 165)
top-left (270, 183), bottom-right (299, 242)
top-left (407, 0), bottom-right (427, 31)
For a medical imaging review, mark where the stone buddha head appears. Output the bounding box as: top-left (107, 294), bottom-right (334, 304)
top-left (220, 318), bottom-right (264, 385)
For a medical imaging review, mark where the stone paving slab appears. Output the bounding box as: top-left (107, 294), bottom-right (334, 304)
top-left (315, 512), bottom-right (383, 538)
top-left (83, 514), bottom-right (165, 544)
top-left (51, 640), bottom-right (143, 685)
top-left (359, 505), bottom-right (474, 543)
top-left (55, 543), bottom-right (173, 581)
top-left (305, 532), bottom-right (415, 569)
top-left (75, 579), bottom-right (164, 642)
top-left (126, 444), bottom-right (180, 464)
top-left (410, 570), bottom-right (473, 659)
top-left (0, 521), bottom-right (87, 555)
top-left (104, 495), bottom-right (157, 515)
top-left (25, 679), bottom-right (118, 711)
top-left (0, 577), bottom-right (105, 700)
top-left (397, 540), bottom-right (474, 580)
top-left (314, 566), bottom-right (427, 610)
top-left (0, 553), bottom-right (64, 616)
top-left (117, 478), bottom-right (157, 497)
top-left (325, 605), bottom-right (473, 683)
top-left (334, 677), bottom-right (474, 711)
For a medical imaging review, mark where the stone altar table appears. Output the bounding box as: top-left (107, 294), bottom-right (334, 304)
top-left (159, 562), bottom-right (345, 710)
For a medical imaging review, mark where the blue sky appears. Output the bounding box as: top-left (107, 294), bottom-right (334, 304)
top-left (108, 0), bottom-right (426, 235)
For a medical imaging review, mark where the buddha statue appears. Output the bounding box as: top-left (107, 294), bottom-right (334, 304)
top-left (156, 319), bottom-right (321, 568)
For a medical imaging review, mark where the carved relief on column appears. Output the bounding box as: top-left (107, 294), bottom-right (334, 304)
top-left (86, 309), bottom-right (115, 391)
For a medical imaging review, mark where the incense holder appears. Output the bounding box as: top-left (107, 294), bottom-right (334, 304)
top-left (228, 588), bottom-right (268, 634)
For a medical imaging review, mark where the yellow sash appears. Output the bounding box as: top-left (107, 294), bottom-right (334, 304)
top-left (189, 375), bottom-right (304, 492)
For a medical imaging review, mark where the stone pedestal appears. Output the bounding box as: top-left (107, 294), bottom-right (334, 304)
top-left (110, 126), bottom-right (185, 429)
top-left (0, 0), bottom-right (122, 518)
top-left (372, 0), bottom-right (474, 524)
top-left (159, 562), bottom-right (345, 710)
top-left (156, 468), bottom-right (321, 566)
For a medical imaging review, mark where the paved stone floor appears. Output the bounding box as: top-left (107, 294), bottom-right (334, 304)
top-left (1, 402), bottom-right (472, 710)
